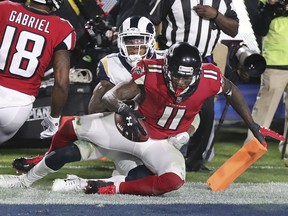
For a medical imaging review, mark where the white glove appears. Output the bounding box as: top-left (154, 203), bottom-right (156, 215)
top-left (168, 132), bottom-right (190, 150)
top-left (40, 115), bottom-right (60, 139)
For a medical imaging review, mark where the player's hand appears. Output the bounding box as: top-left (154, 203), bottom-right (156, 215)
top-left (250, 123), bottom-right (285, 148)
top-left (250, 123), bottom-right (267, 147)
top-left (124, 100), bottom-right (138, 110)
top-left (118, 105), bottom-right (147, 140)
top-left (40, 115), bottom-right (60, 139)
top-left (168, 132), bottom-right (190, 150)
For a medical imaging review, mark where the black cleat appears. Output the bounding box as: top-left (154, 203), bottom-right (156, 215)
top-left (85, 180), bottom-right (114, 194)
top-left (12, 155), bottom-right (43, 173)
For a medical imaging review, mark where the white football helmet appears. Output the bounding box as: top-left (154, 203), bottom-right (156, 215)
top-left (118, 16), bottom-right (156, 67)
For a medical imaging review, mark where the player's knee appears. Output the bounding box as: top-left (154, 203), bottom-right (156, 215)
top-left (154, 172), bottom-right (184, 195)
top-left (57, 118), bottom-right (77, 140)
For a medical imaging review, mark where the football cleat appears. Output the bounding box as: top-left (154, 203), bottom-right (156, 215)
top-left (52, 175), bottom-right (87, 192)
top-left (98, 185), bottom-right (116, 194)
top-left (12, 155), bottom-right (43, 173)
top-left (0, 175), bottom-right (29, 188)
top-left (85, 180), bottom-right (115, 194)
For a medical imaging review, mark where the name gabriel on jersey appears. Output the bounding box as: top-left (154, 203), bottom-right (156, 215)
top-left (9, 10), bottom-right (50, 33)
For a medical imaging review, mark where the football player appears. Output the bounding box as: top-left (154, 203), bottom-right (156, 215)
top-left (0, 0), bottom-right (76, 144)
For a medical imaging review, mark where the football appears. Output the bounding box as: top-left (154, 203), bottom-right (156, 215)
top-left (114, 113), bottom-right (149, 142)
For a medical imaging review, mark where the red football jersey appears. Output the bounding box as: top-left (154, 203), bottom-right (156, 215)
top-left (132, 58), bottom-right (224, 139)
top-left (0, 1), bottom-right (76, 96)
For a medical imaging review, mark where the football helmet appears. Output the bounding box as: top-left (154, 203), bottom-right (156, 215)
top-left (31, 0), bottom-right (63, 11)
top-left (118, 16), bottom-right (156, 67)
top-left (164, 42), bottom-right (202, 102)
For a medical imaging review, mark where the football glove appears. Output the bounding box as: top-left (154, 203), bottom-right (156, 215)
top-left (124, 100), bottom-right (138, 110)
top-left (40, 115), bottom-right (60, 139)
top-left (117, 105), bottom-right (147, 141)
top-left (168, 132), bottom-right (190, 150)
top-left (250, 123), bottom-right (285, 148)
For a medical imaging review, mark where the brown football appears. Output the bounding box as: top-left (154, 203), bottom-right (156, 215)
top-left (114, 113), bottom-right (149, 142)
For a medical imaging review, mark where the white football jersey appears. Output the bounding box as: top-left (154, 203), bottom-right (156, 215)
top-left (97, 52), bottom-right (164, 85)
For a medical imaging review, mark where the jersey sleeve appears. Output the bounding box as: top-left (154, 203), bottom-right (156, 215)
top-left (202, 63), bottom-right (225, 95)
top-left (97, 57), bottom-right (110, 82)
top-left (54, 19), bottom-right (76, 51)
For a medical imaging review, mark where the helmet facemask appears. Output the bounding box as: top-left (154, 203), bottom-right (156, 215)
top-left (165, 65), bottom-right (201, 102)
top-left (164, 42), bottom-right (203, 103)
top-left (118, 16), bottom-right (156, 67)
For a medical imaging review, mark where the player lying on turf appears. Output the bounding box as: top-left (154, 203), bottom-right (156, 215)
top-left (1, 41), bottom-right (283, 195)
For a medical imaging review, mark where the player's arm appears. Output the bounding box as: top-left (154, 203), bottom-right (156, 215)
top-left (102, 80), bottom-right (141, 112)
top-left (222, 77), bottom-right (284, 145)
top-left (102, 80), bottom-right (147, 137)
top-left (88, 80), bottom-right (115, 114)
top-left (50, 49), bottom-right (70, 117)
top-left (40, 49), bottom-right (70, 139)
top-left (221, 77), bottom-right (266, 144)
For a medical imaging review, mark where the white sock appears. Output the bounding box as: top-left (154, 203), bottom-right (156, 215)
top-left (22, 158), bottom-right (55, 186)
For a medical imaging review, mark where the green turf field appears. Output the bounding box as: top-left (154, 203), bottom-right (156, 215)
top-left (0, 124), bottom-right (287, 188)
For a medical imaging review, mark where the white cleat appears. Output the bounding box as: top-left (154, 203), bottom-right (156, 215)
top-left (52, 175), bottom-right (87, 192)
top-left (0, 175), bottom-right (29, 188)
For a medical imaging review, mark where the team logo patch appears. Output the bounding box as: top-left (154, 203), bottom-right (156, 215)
top-left (133, 66), bottom-right (143, 75)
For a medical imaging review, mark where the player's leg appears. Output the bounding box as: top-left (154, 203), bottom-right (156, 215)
top-left (85, 140), bottom-right (186, 196)
top-left (121, 139), bottom-right (185, 195)
top-left (46, 117), bottom-right (78, 153)
top-left (0, 104), bottom-right (32, 145)
top-left (12, 117), bottom-right (78, 173)
top-left (0, 144), bottom-right (81, 188)
top-left (0, 86), bottom-right (34, 145)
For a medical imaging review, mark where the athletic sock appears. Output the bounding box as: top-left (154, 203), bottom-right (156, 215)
top-left (22, 157), bottom-right (55, 186)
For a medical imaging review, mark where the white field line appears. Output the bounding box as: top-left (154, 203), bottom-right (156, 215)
top-left (0, 165), bottom-right (287, 169)
top-left (0, 182), bottom-right (288, 205)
